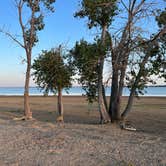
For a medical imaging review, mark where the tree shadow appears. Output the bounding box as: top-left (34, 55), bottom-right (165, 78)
top-left (0, 107), bottom-right (99, 125)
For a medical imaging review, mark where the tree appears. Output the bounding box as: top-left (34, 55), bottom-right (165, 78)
top-left (156, 7), bottom-right (166, 79)
top-left (107, 0), bottom-right (166, 122)
top-left (75, 0), bottom-right (166, 124)
top-left (0, 0), bottom-right (55, 119)
top-left (69, 38), bottom-right (111, 121)
top-left (75, 0), bottom-right (118, 123)
top-left (121, 7), bottom-right (166, 120)
top-left (70, 40), bottom-right (98, 103)
top-left (32, 46), bottom-right (73, 122)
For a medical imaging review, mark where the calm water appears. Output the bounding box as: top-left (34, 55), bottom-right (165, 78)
top-left (0, 86), bottom-right (166, 96)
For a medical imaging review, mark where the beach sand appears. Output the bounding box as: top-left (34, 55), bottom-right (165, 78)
top-left (0, 96), bottom-right (165, 165)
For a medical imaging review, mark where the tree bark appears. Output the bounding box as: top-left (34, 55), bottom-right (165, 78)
top-left (57, 87), bottom-right (64, 118)
top-left (121, 51), bottom-right (150, 119)
top-left (24, 53), bottom-right (32, 119)
top-left (97, 24), bottom-right (111, 123)
top-left (102, 84), bottom-right (108, 111)
top-left (98, 58), bottom-right (111, 123)
top-left (116, 51), bottom-right (130, 120)
top-left (109, 66), bottom-right (120, 121)
top-left (121, 86), bottom-right (135, 120)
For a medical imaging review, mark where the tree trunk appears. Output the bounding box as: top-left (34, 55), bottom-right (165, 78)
top-left (109, 30), bottom-right (130, 122)
top-left (24, 55), bottom-right (32, 119)
top-left (121, 87), bottom-right (135, 120)
top-left (116, 54), bottom-right (129, 120)
top-left (121, 52), bottom-right (150, 119)
top-left (97, 24), bottom-right (111, 123)
top-left (109, 67), bottom-right (120, 121)
top-left (98, 58), bottom-right (111, 123)
top-left (102, 84), bottom-right (108, 111)
top-left (57, 87), bottom-right (64, 118)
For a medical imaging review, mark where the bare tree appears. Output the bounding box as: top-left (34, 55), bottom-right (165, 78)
top-left (107, 0), bottom-right (166, 122)
top-left (0, 0), bottom-right (55, 119)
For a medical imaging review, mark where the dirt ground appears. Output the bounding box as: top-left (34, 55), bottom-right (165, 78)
top-left (0, 96), bottom-right (165, 166)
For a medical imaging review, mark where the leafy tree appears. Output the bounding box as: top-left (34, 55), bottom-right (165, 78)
top-left (70, 40), bottom-right (99, 103)
top-left (121, 7), bottom-right (166, 120)
top-left (0, 0), bottom-right (55, 119)
top-left (32, 46), bottom-right (73, 122)
top-left (75, 0), bottom-right (118, 123)
top-left (69, 38), bottom-right (111, 113)
top-left (156, 8), bottom-right (166, 79)
top-left (75, 0), bottom-right (166, 124)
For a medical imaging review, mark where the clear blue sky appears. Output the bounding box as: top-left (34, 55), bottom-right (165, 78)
top-left (0, 0), bottom-right (165, 87)
top-left (0, 0), bottom-right (96, 87)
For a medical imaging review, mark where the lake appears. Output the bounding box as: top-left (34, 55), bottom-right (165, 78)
top-left (0, 86), bottom-right (166, 96)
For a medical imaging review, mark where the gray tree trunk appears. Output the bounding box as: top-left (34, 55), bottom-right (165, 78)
top-left (98, 24), bottom-right (111, 123)
top-left (109, 67), bottom-right (120, 121)
top-left (121, 52), bottom-right (150, 119)
top-left (121, 87), bottom-right (135, 120)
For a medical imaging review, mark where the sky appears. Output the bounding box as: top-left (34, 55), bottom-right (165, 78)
top-left (0, 0), bottom-right (165, 87)
top-left (0, 0), bottom-right (95, 87)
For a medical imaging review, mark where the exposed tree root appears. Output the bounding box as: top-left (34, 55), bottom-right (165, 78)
top-left (100, 119), bottom-right (111, 124)
top-left (56, 116), bottom-right (64, 123)
top-left (13, 116), bottom-right (33, 121)
top-left (119, 121), bottom-right (136, 131)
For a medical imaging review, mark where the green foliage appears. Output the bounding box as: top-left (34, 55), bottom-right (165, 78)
top-left (74, 0), bottom-right (117, 106)
top-left (125, 7), bottom-right (166, 97)
top-left (126, 34), bottom-right (165, 96)
top-left (156, 8), bottom-right (166, 80)
top-left (22, 0), bottom-right (55, 47)
top-left (156, 8), bottom-right (166, 28)
top-left (127, 40), bottom-right (160, 95)
top-left (70, 40), bottom-right (101, 102)
top-left (70, 38), bottom-right (110, 102)
top-left (75, 0), bottom-right (118, 28)
top-left (32, 46), bottom-right (73, 95)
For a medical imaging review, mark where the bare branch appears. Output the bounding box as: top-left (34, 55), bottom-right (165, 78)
top-left (133, 0), bottom-right (145, 15)
top-left (0, 28), bottom-right (25, 48)
top-left (29, 0), bottom-right (39, 50)
top-left (121, 0), bottom-right (129, 12)
top-left (133, 25), bottom-right (166, 49)
top-left (17, 0), bottom-right (27, 49)
top-left (148, 26), bottom-right (166, 44)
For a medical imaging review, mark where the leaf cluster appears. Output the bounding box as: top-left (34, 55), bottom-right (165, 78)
top-left (156, 8), bottom-right (166, 28)
top-left (70, 39), bottom-right (106, 102)
top-left (22, 0), bottom-right (55, 47)
top-left (75, 0), bottom-right (118, 28)
top-left (32, 47), bottom-right (73, 95)
top-left (127, 38), bottom-right (164, 96)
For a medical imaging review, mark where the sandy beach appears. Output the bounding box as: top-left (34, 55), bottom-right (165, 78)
top-left (0, 96), bottom-right (166, 165)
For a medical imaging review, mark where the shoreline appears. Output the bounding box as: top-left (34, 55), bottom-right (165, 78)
top-left (0, 95), bottom-right (166, 97)
top-left (1, 86), bottom-right (166, 97)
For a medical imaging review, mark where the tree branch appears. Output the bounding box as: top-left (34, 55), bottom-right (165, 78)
top-left (133, 25), bottom-right (166, 49)
top-left (0, 28), bottom-right (25, 48)
top-left (17, 0), bottom-right (27, 49)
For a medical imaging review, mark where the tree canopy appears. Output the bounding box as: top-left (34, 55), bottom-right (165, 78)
top-left (75, 0), bottom-right (118, 28)
top-left (32, 46), bottom-right (73, 95)
top-left (74, 0), bottom-right (166, 123)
